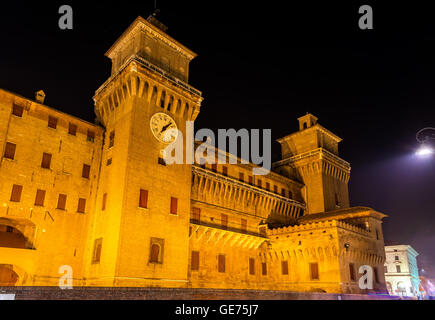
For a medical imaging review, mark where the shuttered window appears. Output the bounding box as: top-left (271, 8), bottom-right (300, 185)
top-left (310, 263), bottom-right (320, 280)
top-left (221, 214), bottom-right (228, 229)
top-left (57, 194), bottom-right (67, 210)
top-left (248, 176), bottom-right (253, 185)
top-left (266, 182), bottom-right (270, 191)
top-left (192, 207), bottom-right (200, 223)
top-left (218, 254), bottom-right (225, 273)
top-left (77, 198), bottom-right (86, 213)
top-left (4, 142), bottom-right (16, 160)
top-left (87, 130), bottom-right (95, 142)
top-left (349, 263), bottom-right (356, 281)
top-left (249, 258), bottom-right (255, 275)
top-left (41, 153), bottom-right (52, 169)
top-left (82, 164), bottom-right (91, 179)
top-left (48, 116), bottom-right (58, 129)
top-left (191, 251), bottom-right (199, 271)
top-left (262, 262), bottom-right (267, 276)
top-left (239, 172), bottom-right (244, 182)
top-left (109, 131), bottom-right (115, 148)
top-left (170, 197), bottom-right (178, 215)
top-left (12, 104), bottom-right (23, 117)
top-left (282, 261), bottom-right (289, 275)
top-left (102, 193), bottom-right (107, 211)
top-left (222, 166), bottom-right (228, 176)
top-left (68, 123), bottom-right (77, 136)
top-left (139, 189), bottom-right (148, 208)
top-left (150, 244), bottom-right (160, 263)
top-left (35, 189), bottom-right (46, 206)
top-left (10, 185), bottom-right (22, 202)
top-left (92, 238), bottom-right (102, 264)
top-left (241, 218), bottom-right (247, 232)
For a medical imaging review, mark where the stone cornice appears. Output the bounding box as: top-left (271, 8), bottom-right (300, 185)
top-left (105, 16), bottom-right (197, 61)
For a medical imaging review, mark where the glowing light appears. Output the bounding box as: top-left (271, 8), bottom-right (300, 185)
top-left (416, 146), bottom-right (433, 157)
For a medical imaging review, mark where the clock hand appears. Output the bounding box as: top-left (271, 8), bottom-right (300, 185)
top-left (160, 123), bottom-right (172, 134)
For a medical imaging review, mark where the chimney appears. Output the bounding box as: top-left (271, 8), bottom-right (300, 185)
top-left (35, 90), bottom-right (46, 104)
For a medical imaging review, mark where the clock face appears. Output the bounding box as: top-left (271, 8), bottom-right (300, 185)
top-left (150, 112), bottom-right (178, 143)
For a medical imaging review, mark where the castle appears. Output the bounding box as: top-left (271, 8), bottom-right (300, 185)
top-left (0, 16), bottom-right (387, 294)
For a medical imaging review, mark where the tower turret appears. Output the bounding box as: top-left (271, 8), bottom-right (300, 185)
top-left (274, 114), bottom-right (350, 214)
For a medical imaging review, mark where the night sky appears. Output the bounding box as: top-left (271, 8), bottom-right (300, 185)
top-left (1, 1), bottom-right (434, 277)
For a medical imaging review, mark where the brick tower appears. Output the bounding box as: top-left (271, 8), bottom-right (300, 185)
top-left (86, 15), bottom-right (203, 286)
top-left (274, 114), bottom-right (351, 214)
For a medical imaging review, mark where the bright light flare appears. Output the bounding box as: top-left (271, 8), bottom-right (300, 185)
top-left (416, 146), bottom-right (434, 157)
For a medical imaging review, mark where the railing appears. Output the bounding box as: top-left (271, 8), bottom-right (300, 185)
top-left (95, 55), bottom-right (202, 98)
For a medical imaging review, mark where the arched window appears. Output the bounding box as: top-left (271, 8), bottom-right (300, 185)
top-left (150, 243), bottom-right (160, 263)
top-left (160, 91), bottom-right (166, 108)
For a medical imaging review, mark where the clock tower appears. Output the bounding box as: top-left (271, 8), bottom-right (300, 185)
top-left (86, 15), bottom-right (203, 286)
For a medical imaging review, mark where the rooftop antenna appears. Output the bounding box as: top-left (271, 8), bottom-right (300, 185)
top-left (147, 1), bottom-right (168, 32)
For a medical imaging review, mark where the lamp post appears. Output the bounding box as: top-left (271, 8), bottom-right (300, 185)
top-left (416, 127), bottom-right (435, 157)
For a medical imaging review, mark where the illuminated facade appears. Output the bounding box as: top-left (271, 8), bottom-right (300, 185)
top-left (0, 16), bottom-right (387, 294)
top-left (384, 245), bottom-right (420, 297)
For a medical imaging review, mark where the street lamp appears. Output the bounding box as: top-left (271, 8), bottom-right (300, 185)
top-left (416, 127), bottom-right (435, 157)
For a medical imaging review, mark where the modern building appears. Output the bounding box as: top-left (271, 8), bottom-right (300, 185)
top-left (0, 15), bottom-right (388, 294)
top-left (384, 245), bottom-right (420, 297)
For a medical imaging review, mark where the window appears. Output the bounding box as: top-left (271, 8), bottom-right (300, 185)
top-left (374, 267), bottom-right (379, 283)
top-left (241, 218), bottom-right (247, 232)
top-left (221, 214), bottom-right (228, 229)
top-left (12, 104), bottom-right (23, 117)
top-left (92, 238), bottom-right (102, 264)
top-left (349, 263), bottom-right (356, 281)
top-left (109, 131), bottom-right (115, 148)
top-left (239, 172), bottom-right (244, 182)
top-left (106, 158), bottom-right (112, 166)
top-left (77, 198), bottom-right (86, 213)
top-left (150, 244), bottom-right (160, 263)
top-left (262, 262), bottom-right (267, 276)
top-left (4, 142), bottom-right (16, 160)
top-left (259, 226), bottom-right (267, 236)
top-left (282, 261), bottom-right (289, 275)
top-left (10, 184), bottom-right (22, 202)
top-left (170, 197), bottom-right (178, 215)
top-left (82, 164), bottom-right (91, 179)
top-left (191, 251), bottom-right (199, 271)
top-left (395, 256), bottom-right (399, 261)
top-left (257, 180), bottom-right (262, 188)
top-left (57, 194), bottom-right (67, 210)
top-left (6, 226), bottom-right (13, 233)
top-left (376, 229), bottom-right (380, 240)
top-left (274, 185), bottom-right (278, 194)
top-left (211, 164), bottom-right (217, 172)
top-left (87, 130), bottom-right (95, 142)
top-left (68, 123), bottom-right (77, 136)
top-left (48, 116), bottom-right (58, 129)
top-left (102, 193), bottom-right (107, 211)
top-left (310, 262), bottom-right (320, 280)
top-left (35, 189), bottom-right (46, 206)
top-left (266, 182), bottom-right (270, 191)
top-left (281, 188), bottom-right (286, 197)
top-left (41, 153), bottom-right (52, 169)
top-left (149, 238), bottom-right (164, 263)
top-left (192, 207), bottom-right (200, 223)
top-left (248, 176), bottom-right (253, 185)
top-left (396, 265), bottom-right (401, 273)
top-left (288, 191), bottom-right (293, 199)
top-left (139, 189), bottom-right (148, 208)
top-left (222, 166), bottom-right (228, 176)
top-left (218, 254), bottom-right (225, 273)
top-left (249, 258), bottom-right (255, 275)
